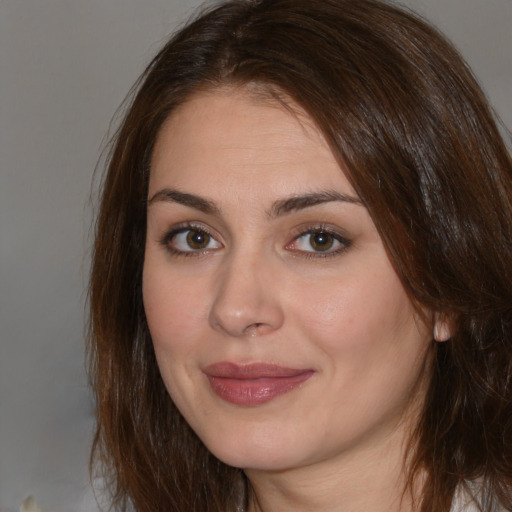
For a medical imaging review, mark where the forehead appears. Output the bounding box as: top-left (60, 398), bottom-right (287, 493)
top-left (149, 87), bottom-right (354, 200)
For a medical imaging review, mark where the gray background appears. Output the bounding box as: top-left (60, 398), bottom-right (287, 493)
top-left (1, 1), bottom-right (510, 511)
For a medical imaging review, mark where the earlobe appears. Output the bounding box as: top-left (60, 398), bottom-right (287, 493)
top-left (433, 313), bottom-right (453, 342)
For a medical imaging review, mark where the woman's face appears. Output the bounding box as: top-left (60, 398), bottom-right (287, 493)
top-left (143, 88), bottom-right (433, 472)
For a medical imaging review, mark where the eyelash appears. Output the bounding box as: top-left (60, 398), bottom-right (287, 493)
top-left (159, 223), bottom-right (220, 258)
top-left (159, 223), bottom-right (351, 259)
top-left (286, 225), bottom-right (351, 259)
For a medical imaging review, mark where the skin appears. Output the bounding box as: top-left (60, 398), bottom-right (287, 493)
top-left (143, 87), bottom-right (437, 511)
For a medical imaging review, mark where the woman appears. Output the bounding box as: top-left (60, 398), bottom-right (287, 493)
top-left (88, 1), bottom-right (512, 511)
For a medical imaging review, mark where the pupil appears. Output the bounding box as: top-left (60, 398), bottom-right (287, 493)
top-left (311, 232), bottom-right (333, 251)
top-left (187, 230), bottom-right (209, 249)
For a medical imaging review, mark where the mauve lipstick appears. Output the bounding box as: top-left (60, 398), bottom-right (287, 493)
top-left (202, 362), bottom-right (314, 406)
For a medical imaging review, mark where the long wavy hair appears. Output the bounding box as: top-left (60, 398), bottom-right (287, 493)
top-left (88, 1), bottom-right (512, 510)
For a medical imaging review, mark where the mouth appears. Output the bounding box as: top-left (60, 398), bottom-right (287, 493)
top-left (202, 362), bottom-right (315, 406)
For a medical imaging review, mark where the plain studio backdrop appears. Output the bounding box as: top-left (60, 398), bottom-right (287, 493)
top-left (0, 1), bottom-right (510, 511)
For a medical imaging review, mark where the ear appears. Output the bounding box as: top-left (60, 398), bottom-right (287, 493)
top-left (433, 312), bottom-right (453, 342)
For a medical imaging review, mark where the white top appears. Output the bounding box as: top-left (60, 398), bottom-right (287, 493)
top-left (451, 494), bottom-right (480, 512)
top-left (451, 484), bottom-right (506, 512)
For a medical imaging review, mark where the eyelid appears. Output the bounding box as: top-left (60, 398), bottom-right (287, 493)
top-left (159, 222), bottom-right (223, 256)
top-left (286, 224), bottom-right (352, 258)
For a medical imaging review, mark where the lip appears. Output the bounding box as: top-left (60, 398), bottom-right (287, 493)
top-left (202, 362), bottom-right (315, 406)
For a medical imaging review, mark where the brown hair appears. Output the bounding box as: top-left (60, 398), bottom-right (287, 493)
top-left (88, 1), bottom-right (512, 510)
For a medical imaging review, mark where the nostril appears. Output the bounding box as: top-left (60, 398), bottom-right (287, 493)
top-left (242, 322), bottom-right (271, 337)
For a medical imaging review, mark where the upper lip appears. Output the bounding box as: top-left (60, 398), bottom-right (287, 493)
top-left (202, 362), bottom-right (313, 379)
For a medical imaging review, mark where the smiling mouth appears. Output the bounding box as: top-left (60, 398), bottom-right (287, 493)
top-left (202, 362), bottom-right (315, 406)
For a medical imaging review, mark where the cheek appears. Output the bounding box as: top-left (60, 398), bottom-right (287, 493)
top-left (142, 262), bottom-right (207, 357)
top-left (294, 261), bottom-right (426, 368)
top-left (296, 268), bottom-right (431, 436)
top-left (142, 264), bottom-right (210, 415)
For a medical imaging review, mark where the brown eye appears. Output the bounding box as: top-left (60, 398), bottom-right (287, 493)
top-left (186, 230), bottom-right (210, 250)
top-left (288, 228), bottom-right (350, 257)
top-left (309, 232), bottom-right (334, 252)
top-left (166, 227), bottom-right (222, 253)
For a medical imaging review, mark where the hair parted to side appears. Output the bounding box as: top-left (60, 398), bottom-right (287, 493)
top-left (88, 1), bottom-right (512, 511)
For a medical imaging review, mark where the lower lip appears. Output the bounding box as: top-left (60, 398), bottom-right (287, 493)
top-left (205, 372), bottom-right (314, 406)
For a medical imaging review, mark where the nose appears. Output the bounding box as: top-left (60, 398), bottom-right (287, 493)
top-left (208, 250), bottom-right (285, 338)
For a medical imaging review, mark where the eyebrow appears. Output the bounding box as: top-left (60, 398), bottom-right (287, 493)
top-left (148, 188), bottom-right (221, 215)
top-left (268, 190), bottom-right (362, 217)
top-left (148, 187), bottom-right (362, 217)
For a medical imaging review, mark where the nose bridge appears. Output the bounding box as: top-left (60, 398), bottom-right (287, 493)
top-left (208, 245), bottom-right (284, 337)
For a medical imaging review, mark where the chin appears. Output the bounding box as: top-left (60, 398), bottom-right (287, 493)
top-left (213, 446), bottom-right (302, 472)
top-left (198, 422), bottom-right (316, 472)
